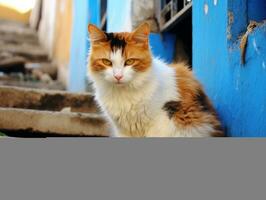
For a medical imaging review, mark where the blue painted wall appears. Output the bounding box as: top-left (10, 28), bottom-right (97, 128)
top-left (107, 0), bottom-right (132, 32)
top-left (193, 0), bottom-right (266, 137)
top-left (69, 0), bottom-right (100, 92)
top-left (248, 0), bottom-right (266, 21)
top-left (149, 33), bottom-right (176, 63)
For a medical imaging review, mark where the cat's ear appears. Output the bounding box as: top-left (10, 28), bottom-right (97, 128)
top-left (131, 22), bottom-right (150, 43)
top-left (88, 24), bottom-right (107, 43)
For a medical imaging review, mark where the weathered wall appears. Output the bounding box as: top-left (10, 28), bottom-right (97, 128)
top-left (30, 0), bottom-right (42, 29)
top-left (34, 0), bottom-right (73, 87)
top-left (53, 0), bottom-right (73, 87)
top-left (193, 0), bottom-right (266, 137)
top-left (38, 1), bottom-right (57, 58)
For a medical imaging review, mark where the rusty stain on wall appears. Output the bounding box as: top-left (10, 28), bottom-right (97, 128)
top-left (227, 11), bottom-right (234, 40)
top-left (240, 21), bottom-right (261, 65)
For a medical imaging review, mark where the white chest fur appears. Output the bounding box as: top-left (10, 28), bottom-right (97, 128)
top-left (95, 78), bottom-right (158, 137)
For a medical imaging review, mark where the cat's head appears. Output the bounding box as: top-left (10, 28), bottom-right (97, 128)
top-left (88, 23), bottom-right (152, 87)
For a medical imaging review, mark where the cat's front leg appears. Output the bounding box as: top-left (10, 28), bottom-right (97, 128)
top-left (109, 125), bottom-right (130, 138)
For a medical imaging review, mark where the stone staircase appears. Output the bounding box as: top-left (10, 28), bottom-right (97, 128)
top-left (0, 20), bottom-right (110, 137)
top-left (0, 86), bottom-right (110, 137)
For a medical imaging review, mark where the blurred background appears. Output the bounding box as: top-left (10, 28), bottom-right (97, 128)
top-left (0, 0), bottom-right (266, 137)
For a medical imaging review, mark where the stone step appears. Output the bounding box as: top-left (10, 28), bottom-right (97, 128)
top-left (0, 77), bottom-right (65, 90)
top-left (0, 86), bottom-right (99, 113)
top-left (0, 108), bottom-right (110, 137)
top-left (0, 43), bottom-right (48, 62)
top-left (0, 56), bottom-right (26, 73)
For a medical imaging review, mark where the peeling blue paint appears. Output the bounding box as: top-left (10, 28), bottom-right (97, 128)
top-left (227, 0), bottom-right (248, 42)
top-left (194, 0), bottom-right (266, 137)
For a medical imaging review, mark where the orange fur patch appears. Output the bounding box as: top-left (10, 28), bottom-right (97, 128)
top-left (124, 43), bottom-right (152, 72)
top-left (170, 63), bottom-right (224, 137)
top-left (89, 24), bottom-right (152, 73)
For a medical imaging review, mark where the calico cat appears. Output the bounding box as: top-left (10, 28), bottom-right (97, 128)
top-left (87, 23), bottom-right (224, 137)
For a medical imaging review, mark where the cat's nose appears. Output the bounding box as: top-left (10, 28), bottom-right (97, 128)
top-left (114, 74), bottom-right (123, 81)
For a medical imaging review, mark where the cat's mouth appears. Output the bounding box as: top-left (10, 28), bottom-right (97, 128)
top-left (115, 81), bottom-right (123, 85)
top-left (114, 80), bottom-right (126, 86)
top-left (115, 79), bottom-right (123, 84)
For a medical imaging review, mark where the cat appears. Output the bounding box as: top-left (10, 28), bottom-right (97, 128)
top-left (87, 23), bottom-right (224, 137)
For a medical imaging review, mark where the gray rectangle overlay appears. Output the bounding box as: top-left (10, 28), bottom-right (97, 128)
top-left (0, 139), bottom-right (265, 200)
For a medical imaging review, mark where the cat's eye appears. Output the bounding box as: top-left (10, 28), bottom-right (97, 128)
top-left (102, 59), bottom-right (112, 66)
top-left (125, 59), bottom-right (135, 66)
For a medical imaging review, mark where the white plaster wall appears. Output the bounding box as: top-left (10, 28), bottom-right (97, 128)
top-left (38, 0), bottom-right (57, 58)
top-left (30, 0), bottom-right (41, 29)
